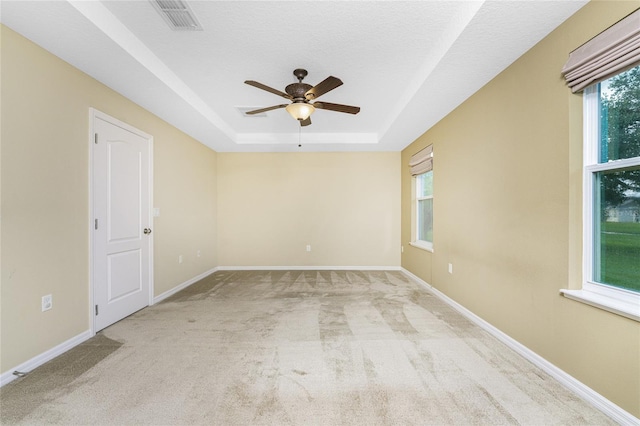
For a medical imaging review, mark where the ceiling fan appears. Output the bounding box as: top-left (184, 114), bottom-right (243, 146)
top-left (244, 68), bottom-right (360, 126)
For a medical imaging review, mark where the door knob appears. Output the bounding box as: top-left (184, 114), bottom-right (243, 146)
top-left (143, 228), bottom-right (152, 235)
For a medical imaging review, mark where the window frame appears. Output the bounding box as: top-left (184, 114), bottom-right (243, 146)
top-left (561, 83), bottom-right (640, 322)
top-left (411, 170), bottom-right (434, 252)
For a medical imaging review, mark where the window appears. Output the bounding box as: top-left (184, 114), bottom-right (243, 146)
top-left (562, 65), bottom-right (640, 321)
top-left (589, 66), bottom-right (640, 294)
top-left (415, 171), bottom-right (434, 249)
top-left (409, 145), bottom-right (434, 251)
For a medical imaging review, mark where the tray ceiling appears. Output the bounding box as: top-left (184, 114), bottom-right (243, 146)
top-left (0, 1), bottom-right (587, 152)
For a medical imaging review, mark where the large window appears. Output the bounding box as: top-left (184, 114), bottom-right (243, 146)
top-left (415, 171), bottom-right (433, 248)
top-left (566, 65), bottom-right (640, 320)
top-left (590, 66), bottom-right (640, 293)
top-left (409, 144), bottom-right (434, 251)
top-left (560, 9), bottom-right (640, 319)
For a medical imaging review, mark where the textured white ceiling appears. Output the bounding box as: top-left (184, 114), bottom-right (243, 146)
top-left (1, 0), bottom-right (587, 152)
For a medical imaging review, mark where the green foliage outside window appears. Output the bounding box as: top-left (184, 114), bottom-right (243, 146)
top-left (596, 65), bottom-right (640, 292)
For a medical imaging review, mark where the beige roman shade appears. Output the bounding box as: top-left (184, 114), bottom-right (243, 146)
top-left (562, 8), bottom-right (640, 93)
top-left (409, 144), bottom-right (433, 176)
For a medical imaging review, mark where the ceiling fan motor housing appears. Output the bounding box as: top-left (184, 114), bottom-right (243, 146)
top-left (285, 83), bottom-right (313, 101)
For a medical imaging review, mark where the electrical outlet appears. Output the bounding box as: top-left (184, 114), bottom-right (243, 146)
top-left (197, 250), bottom-right (201, 258)
top-left (306, 245), bottom-right (311, 252)
top-left (179, 255), bottom-right (183, 264)
top-left (448, 263), bottom-right (453, 274)
top-left (42, 294), bottom-right (52, 312)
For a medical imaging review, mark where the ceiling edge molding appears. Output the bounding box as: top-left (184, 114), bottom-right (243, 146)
top-left (66, 0), bottom-right (236, 142)
top-left (235, 132), bottom-right (379, 145)
top-left (375, 0), bottom-right (486, 143)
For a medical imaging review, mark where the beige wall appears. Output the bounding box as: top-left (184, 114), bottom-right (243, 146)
top-left (217, 152), bottom-right (400, 267)
top-left (1, 26), bottom-right (218, 372)
top-left (401, 1), bottom-right (640, 416)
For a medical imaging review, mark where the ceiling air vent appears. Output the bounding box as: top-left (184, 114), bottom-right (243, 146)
top-left (150, 0), bottom-right (203, 31)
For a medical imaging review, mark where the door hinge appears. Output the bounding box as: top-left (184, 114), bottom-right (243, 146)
top-left (94, 133), bottom-right (98, 144)
top-left (95, 304), bottom-right (99, 316)
top-left (95, 219), bottom-right (98, 230)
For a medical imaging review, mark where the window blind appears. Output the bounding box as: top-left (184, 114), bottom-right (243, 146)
top-left (562, 8), bottom-right (640, 93)
top-left (409, 144), bottom-right (433, 176)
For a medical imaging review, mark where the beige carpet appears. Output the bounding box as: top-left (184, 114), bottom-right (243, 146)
top-left (1, 270), bottom-right (613, 425)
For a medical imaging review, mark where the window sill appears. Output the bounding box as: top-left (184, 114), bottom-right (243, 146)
top-left (409, 241), bottom-right (433, 253)
top-left (560, 285), bottom-right (640, 322)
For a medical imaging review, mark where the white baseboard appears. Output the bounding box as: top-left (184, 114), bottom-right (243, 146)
top-left (153, 267), bottom-right (219, 304)
top-left (401, 268), bottom-right (639, 426)
top-left (216, 265), bottom-right (402, 271)
top-left (1, 268), bottom-right (221, 388)
top-left (0, 330), bottom-right (92, 387)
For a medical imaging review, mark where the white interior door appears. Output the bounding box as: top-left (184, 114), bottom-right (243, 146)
top-left (92, 111), bottom-right (152, 332)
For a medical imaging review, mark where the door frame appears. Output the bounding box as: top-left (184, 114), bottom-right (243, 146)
top-left (88, 108), bottom-right (154, 336)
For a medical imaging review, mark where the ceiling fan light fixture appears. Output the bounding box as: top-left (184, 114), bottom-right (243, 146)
top-left (286, 102), bottom-right (315, 121)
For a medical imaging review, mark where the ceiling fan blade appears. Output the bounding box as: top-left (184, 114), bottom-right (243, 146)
top-left (300, 117), bottom-right (312, 127)
top-left (245, 104), bottom-right (288, 115)
top-left (244, 80), bottom-right (292, 100)
top-left (304, 76), bottom-right (343, 100)
top-left (313, 102), bottom-right (360, 115)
